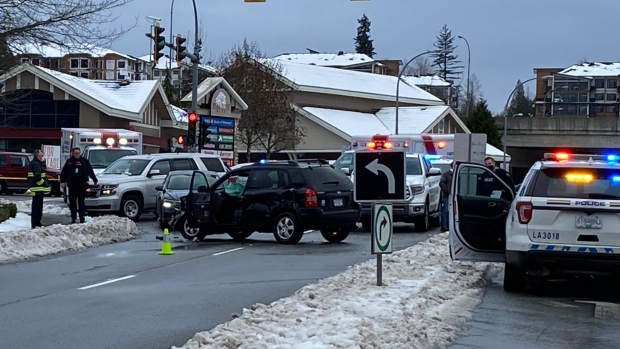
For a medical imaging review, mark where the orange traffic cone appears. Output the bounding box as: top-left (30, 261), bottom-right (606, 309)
top-left (158, 228), bottom-right (175, 255)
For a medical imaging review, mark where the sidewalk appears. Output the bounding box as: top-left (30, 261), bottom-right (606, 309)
top-left (18, 213), bottom-right (71, 227)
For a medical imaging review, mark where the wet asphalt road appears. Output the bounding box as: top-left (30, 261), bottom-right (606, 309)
top-left (0, 211), bottom-right (435, 349)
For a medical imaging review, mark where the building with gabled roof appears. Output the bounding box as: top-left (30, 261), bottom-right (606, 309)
top-left (0, 63), bottom-right (182, 152)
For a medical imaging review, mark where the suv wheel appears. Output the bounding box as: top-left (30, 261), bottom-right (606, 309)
top-left (272, 212), bottom-right (303, 244)
top-left (414, 201), bottom-right (430, 232)
top-left (120, 194), bottom-right (143, 221)
top-left (320, 227), bottom-right (350, 243)
top-left (503, 263), bottom-right (526, 293)
top-left (228, 230), bottom-right (254, 241)
top-left (179, 216), bottom-right (200, 240)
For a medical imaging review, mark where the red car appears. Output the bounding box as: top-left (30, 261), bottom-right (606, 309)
top-left (0, 152), bottom-right (61, 196)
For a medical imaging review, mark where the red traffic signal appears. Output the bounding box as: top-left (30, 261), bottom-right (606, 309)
top-left (188, 112), bottom-right (198, 123)
top-left (177, 135), bottom-right (184, 144)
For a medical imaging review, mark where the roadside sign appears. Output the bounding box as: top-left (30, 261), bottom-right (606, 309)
top-left (372, 203), bottom-right (393, 254)
top-left (354, 150), bottom-right (406, 202)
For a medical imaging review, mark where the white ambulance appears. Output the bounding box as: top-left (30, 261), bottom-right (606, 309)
top-left (60, 128), bottom-right (143, 175)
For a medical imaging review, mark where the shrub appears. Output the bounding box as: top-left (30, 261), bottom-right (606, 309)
top-left (0, 206), bottom-right (10, 223)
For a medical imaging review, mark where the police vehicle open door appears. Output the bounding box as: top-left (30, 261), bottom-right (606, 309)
top-left (449, 162), bottom-right (515, 262)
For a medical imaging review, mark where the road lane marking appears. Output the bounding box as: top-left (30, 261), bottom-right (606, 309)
top-left (212, 247), bottom-right (244, 256)
top-left (78, 275), bottom-right (137, 290)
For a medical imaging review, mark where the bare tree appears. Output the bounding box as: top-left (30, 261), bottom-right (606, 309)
top-left (184, 15), bottom-right (215, 66)
top-left (402, 56), bottom-right (434, 76)
top-left (1, 0), bottom-right (136, 54)
top-left (577, 57), bottom-right (589, 64)
top-left (218, 40), bottom-right (305, 159)
top-left (458, 73), bottom-right (483, 117)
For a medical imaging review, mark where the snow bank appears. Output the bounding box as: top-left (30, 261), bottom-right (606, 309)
top-left (0, 216), bottom-right (139, 263)
top-left (173, 233), bottom-right (501, 349)
top-left (0, 198), bottom-right (71, 215)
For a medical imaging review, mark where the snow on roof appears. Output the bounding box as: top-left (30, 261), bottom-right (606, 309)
top-left (402, 75), bottom-right (451, 87)
top-left (14, 42), bottom-right (135, 61)
top-left (270, 60), bottom-right (443, 104)
top-left (302, 107), bottom-right (390, 137)
top-left (273, 52), bottom-right (377, 67)
top-left (138, 55), bottom-right (218, 73)
top-left (375, 106), bottom-right (452, 134)
top-left (24, 64), bottom-right (160, 115)
top-left (174, 232), bottom-right (495, 348)
top-left (558, 62), bottom-right (620, 77)
top-left (170, 105), bottom-right (188, 123)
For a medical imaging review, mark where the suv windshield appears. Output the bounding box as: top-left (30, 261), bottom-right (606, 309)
top-left (88, 149), bottom-right (138, 169)
top-left (167, 173), bottom-right (217, 190)
top-left (406, 157), bottom-right (422, 175)
top-left (103, 159), bottom-right (150, 176)
top-left (531, 167), bottom-right (620, 199)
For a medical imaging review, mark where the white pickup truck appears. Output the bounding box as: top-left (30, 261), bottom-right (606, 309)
top-left (347, 153), bottom-right (442, 231)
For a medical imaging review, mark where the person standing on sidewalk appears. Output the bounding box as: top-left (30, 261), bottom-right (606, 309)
top-left (438, 163), bottom-right (454, 232)
top-left (60, 147), bottom-right (98, 223)
top-left (28, 149), bottom-right (51, 229)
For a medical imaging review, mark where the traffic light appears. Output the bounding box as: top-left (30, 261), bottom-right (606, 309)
top-left (187, 112), bottom-right (198, 145)
top-left (174, 34), bottom-right (188, 67)
top-left (145, 22), bottom-right (166, 64)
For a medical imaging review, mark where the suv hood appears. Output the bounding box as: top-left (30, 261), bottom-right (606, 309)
top-left (97, 173), bottom-right (144, 185)
top-left (163, 189), bottom-right (189, 201)
top-left (406, 175), bottom-right (425, 186)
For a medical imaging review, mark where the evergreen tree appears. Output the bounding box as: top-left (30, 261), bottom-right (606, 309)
top-left (431, 24), bottom-right (463, 83)
top-left (504, 80), bottom-right (534, 117)
top-left (466, 100), bottom-right (502, 148)
top-left (163, 72), bottom-right (180, 106)
top-left (354, 14), bottom-right (376, 58)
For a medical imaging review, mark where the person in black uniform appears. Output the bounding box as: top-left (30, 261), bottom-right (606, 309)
top-left (60, 147), bottom-right (98, 223)
top-left (478, 157), bottom-right (515, 197)
top-left (28, 149), bottom-right (51, 228)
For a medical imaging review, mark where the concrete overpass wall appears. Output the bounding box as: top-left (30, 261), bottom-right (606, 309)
top-left (495, 116), bottom-right (620, 183)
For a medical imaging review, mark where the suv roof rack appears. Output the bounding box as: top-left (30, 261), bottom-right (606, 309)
top-left (251, 159), bottom-right (331, 167)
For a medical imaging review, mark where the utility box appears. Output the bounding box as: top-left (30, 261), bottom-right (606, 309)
top-left (454, 133), bottom-right (487, 164)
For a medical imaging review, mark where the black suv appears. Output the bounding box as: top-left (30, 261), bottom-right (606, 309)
top-left (185, 159), bottom-right (361, 244)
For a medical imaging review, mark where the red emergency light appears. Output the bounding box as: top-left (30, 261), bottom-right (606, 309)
top-left (437, 141), bottom-right (446, 149)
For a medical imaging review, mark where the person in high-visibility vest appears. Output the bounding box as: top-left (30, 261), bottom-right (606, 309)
top-left (28, 149), bottom-right (51, 229)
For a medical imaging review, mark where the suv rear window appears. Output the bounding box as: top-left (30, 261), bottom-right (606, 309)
top-left (304, 166), bottom-right (351, 190)
top-left (531, 167), bottom-right (620, 199)
top-left (200, 157), bottom-right (225, 172)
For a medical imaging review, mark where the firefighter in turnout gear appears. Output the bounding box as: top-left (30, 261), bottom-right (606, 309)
top-left (28, 149), bottom-right (51, 228)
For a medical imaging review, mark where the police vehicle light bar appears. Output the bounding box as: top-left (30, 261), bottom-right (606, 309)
top-left (544, 152), bottom-right (620, 163)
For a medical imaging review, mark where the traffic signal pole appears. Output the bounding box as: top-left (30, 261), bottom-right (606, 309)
top-left (189, 0), bottom-right (200, 153)
top-left (147, 0), bottom-right (201, 152)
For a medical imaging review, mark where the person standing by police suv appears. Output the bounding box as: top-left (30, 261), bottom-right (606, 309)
top-left (28, 149), bottom-right (51, 229)
top-left (60, 147), bottom-right (98, 224)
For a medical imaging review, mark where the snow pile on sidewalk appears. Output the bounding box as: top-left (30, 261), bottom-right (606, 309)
top-left (0, 198), bottom-right (71, 215)
top-left (0, 216), bottom-right (139, 263)
top-left (173, 233), bottom-right (501, 349)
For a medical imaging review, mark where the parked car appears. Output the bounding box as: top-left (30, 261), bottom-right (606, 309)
top-left (184, 159), bottom-right (361, 244)
top-left (85, 153), bottom-right (228, 220)
top-left (155, 170), bottom-right (219, 239)
top-left (0, 152), bottom-right (61, 196)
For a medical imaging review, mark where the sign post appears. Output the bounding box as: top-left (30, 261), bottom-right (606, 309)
top-left (354, 150), bottom-right (405, 286)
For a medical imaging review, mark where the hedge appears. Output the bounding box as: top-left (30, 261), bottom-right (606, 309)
top-left (0, 203), bottom-right (17, 223)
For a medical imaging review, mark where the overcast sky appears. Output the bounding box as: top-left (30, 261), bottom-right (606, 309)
top-left (112, 0), bottom-right (620, 114)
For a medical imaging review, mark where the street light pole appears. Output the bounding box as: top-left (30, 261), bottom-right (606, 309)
top-left (395, 50), bottom-right (437, 135)
top-left (169, 0), bottom-right (176, 72)
top-left (189, 0), bottom-right (200, 153)
top-left (502, 77), bottom-right (536, 168)
top-left (457, 36), bottom-right (470, 119)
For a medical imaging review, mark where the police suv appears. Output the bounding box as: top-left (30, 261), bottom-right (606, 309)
top-left (450, 152), bottom-right (620, 292)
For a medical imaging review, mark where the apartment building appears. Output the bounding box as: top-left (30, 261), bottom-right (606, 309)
top-left (141, 55), bottom-right (217, 99)
top-left (533, 62), bottom-right (620, 117)
top-left (14, 42), bottom-right (147, 81)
